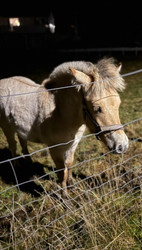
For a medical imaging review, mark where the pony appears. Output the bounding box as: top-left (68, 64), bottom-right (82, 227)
top-left (0, 58), bottom-right (129, 197)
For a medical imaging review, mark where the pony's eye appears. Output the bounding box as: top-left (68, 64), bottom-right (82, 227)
top-left (94, 106), bottom-right (102, 113)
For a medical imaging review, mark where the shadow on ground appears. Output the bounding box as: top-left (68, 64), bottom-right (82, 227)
top-left (0, 148), bottom-right (53, 197)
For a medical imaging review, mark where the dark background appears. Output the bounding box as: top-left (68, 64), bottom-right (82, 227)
top-left (0, 1), bottom-right (142, 79)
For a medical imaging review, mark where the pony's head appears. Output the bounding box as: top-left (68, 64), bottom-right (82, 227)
top-left (70, 58), bottom-right (129, 154)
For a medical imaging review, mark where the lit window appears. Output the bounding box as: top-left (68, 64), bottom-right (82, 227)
top-left (9, 18), bottom-right (20, 31)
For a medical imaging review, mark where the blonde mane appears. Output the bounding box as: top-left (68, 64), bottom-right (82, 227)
top-left (43, 58), bottom-right (126, 96)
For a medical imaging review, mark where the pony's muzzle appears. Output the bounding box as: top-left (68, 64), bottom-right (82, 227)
top-left (106, 131), bottom-right (129, 154)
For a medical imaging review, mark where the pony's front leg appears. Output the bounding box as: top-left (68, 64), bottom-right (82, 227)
top-left (49, 148), bottom-right (69, 198)
top-left (65, 145), bottom-right (78, 187)
top-left (68, 168), bottom-right (74, 186)
top-left (57, 167), bottom-right (68, 199)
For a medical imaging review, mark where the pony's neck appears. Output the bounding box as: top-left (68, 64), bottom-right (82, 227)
top-left (54, 87), bottom-right (85, 127)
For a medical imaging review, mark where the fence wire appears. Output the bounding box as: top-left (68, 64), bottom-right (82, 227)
top-left (0, 68), bottom-right (142, 249)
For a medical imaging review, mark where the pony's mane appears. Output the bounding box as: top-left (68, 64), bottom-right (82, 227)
top-left (43, 58), bottom-right (126, 95)
top-left (50, 61), bottom-right (94, 77)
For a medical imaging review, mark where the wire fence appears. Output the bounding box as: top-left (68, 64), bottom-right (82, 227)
top-left (0, 68), bottom-right (142, 249)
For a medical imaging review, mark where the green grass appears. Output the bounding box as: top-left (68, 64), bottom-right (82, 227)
top-left (0, 59), bottom-right (142, 249)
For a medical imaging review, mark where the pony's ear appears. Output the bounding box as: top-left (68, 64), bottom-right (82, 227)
top-left (69, 67), bottom-right (92, 84)
top-left (117, 62), bottom-right (122, 72)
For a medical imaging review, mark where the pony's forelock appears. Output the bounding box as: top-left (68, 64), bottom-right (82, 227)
top-left (87, 58), bottom-right (126, 97)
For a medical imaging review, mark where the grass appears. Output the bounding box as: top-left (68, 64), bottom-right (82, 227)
top-left (0, 58), bottom-right (142, 249)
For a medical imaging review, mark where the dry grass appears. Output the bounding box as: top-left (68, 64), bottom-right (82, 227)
top-left (0, 59), bottom-right (142, 249)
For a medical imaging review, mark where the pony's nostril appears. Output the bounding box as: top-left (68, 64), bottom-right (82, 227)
top-left (116, 144), bottom-right (123, 154)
